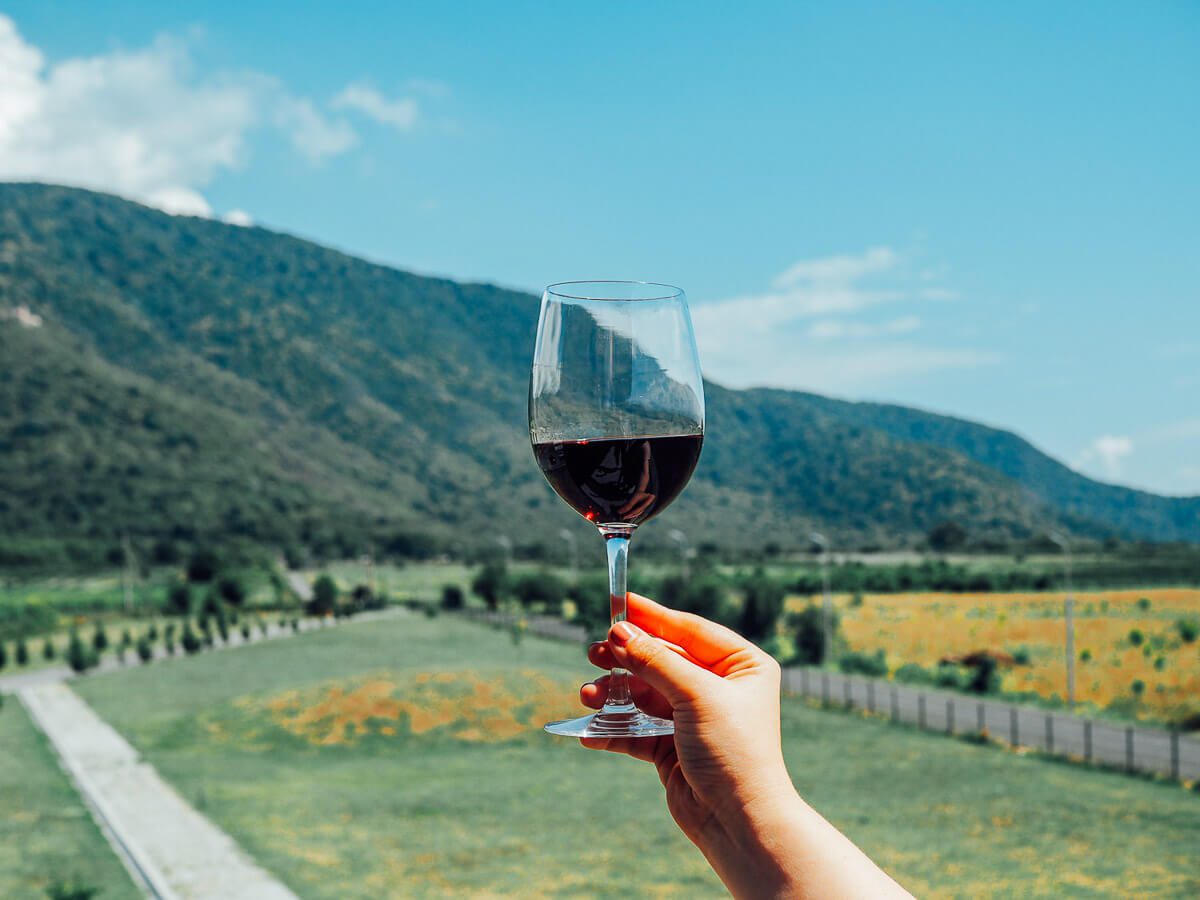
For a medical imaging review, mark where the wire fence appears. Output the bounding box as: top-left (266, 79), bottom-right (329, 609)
top-left (455, 608), bottom-right (1199, 783)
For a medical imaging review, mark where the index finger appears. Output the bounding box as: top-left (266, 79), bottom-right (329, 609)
top-left (625, 592), bottom-right (758, 669)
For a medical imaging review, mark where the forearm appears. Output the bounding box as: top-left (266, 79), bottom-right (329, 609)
top-left (697, 785), bottom-right (912, 900)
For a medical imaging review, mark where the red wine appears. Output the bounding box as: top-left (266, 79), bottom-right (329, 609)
top-left (534, 434), bottom-right (703, 527)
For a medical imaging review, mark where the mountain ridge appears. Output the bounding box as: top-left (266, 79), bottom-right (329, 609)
top-left (0, 182), bottom-right (1195, 566)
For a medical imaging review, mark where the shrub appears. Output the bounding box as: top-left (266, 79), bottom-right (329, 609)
top-left (240, 623), bottom-right (251, 640)
top-left (66, 630), bottom-right (97, 673)
top-left (136, 637), bottom-right (153, 664)
top-left (91, 623), bottom-right (108, 653)
top-left (441, 585), bottom-right (465, 610)
top-left (164, 582), bottom-right (192, 616)
top-left (181, 622), bottom-right (201, 655)
top-left (567, 574), bottom-right (612, 641)
top-left (963, 655), bottom-right (1000, 694)
top-left (737, 572), bottom-right (785, 643)
top-left (291, 618), bottom-right (300, 633)
top-left (42, 637), bottom-right (56, 660)
top-left (471, 562), bottom-right (508, 611)
top-left (1154, 656), bottom-right (1166, 672)
top-left (894, 662), bottom-right (933, 685)
top-left (934, 663), bottom-right (963, 690)
top-left (1079, 648), bottom-right (1092, 662)
top-left (513, 570), bottom-right (566, 614)
top-left (1012, 647), bottom-right (1031, 666)
top-left (215, 605), bottom-right (230, 643)
top-left (838, 649), bottom-right (887, 677)
top-left (217, 576), bottom-right (246, 606)
top-left (660, 574), bottom-right (735, 629)
top-left (186, 548), bottom-right (219, 583)
top-left (1128, 629), bottom-right (1144, 646)
top-left (15, 637), bottom-right (29, 666)
top-left (147, 622), bottom-right (159, 642)
top-left (1137, 597), bottom-right (1151, 611)
top-left (309, 575), bottom-right (337, 617)
top-left (787, 603), bottom-right (837, 665)
top-left (0, 642), bottom-right (6, 671)
top-left (1131, 679), bottom-right (1145, 695)
top-left (1176, 619), bottom-right (1198, 644)
top-left (45, 879), bottom-right (100, 900)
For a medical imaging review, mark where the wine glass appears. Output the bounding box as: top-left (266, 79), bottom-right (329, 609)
top-left (530, 281), bottom-right (705, 738)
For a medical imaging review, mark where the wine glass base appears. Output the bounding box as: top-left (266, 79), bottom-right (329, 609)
top-left (545, 707), bottom-right (674, 738)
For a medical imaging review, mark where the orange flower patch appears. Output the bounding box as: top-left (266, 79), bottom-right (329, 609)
top-left (245, 669), bottom-right (576, 746)
top-left (788, 587), bottom-right (1200, 724)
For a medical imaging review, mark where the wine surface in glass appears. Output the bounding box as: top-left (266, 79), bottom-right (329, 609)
top-left (533, 434), bottom-right (702, 527)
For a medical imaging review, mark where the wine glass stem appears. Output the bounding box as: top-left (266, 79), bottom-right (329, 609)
top-left (603, 529), bottom-right (634, 710)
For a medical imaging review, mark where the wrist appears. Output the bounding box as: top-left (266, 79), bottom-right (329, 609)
top-left (694, 770), bottom-right (809, 898)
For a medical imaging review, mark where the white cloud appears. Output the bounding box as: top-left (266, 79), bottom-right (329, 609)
top-left (0, 15), bottom-right (409, 215)
top-left (692, 247), bottom-right (994, 392)
top-left (223, 208), bottom-right (253, 227)
top-left (333, 83), bottom-right (418, 130)
top-left (1075, 435), bottom-right (1133, 480)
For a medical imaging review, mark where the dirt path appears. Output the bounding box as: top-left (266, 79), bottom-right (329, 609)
top-left (20, 682), bottom-right (297, 900)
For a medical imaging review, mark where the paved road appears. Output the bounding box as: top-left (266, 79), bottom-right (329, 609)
top-left (21, 682), bottom-right (297, 900)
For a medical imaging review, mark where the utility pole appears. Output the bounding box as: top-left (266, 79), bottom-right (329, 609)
top-left (811, 532), bottom-right (833, 666)
top-left (1050, 532), bottom-right (1076, 708)
top-left (121, 534), bottom-right (134, 614)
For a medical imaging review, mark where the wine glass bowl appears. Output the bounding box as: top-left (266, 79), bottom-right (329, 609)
top-left (530, 281), bottom-right (704, 738)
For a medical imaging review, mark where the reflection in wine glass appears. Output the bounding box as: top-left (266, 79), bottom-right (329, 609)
top-left (530, 281), bottom-right (705, 738)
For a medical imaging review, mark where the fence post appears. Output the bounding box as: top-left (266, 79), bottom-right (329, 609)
top-left (843, 675), bottom-right (853, 708)
top-left (977, 702), bottom-right (985, 734)
top-left (890, 686), bottom-right (899, 723)
top-left (1045, 715), bottom-right (1054, 753)
top-left (1170, 729), bottom-right (1180, 780)
top-left (1010, 707), bottom-right (1019, 746)
top-left (867, 681), bottom-right (875, 713)
top-left (822, 673), bottom-right (830, 705)
top-left (1084, 720), bottom-right (1093, 763)
top-left (918, 694), bottom-right (927, 730)
top-left (1125, 727), bottom-right (1134, 773)
top-left (801, 668), bottom-right (809, 696)
top-left (946, 699), bottom-right (954, 735)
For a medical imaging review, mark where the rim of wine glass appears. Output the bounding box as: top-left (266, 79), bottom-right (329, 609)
top-left (545, 280), bottom-right (684, 302)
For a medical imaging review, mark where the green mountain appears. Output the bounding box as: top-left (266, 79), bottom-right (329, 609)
top-left (0, 183), bottom-right (1194, 567)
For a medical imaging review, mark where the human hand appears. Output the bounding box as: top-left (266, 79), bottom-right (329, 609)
top-left (580, 592), bottom-right (791, 843)
top-left (581, 592), bottom-right (911, 900)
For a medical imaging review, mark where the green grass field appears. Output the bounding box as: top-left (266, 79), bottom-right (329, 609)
top-left (70, 611), bottom-right (1199, 898)
top-left (0, 698), bottom-right (139, 900)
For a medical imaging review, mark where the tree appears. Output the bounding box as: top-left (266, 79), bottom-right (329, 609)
top-left (186, 548), bottom-right (219, 582)
top-left (15, 637), bottom-right (29, 666)
top-left (737, 572), bottom-right (785, 643)
top-left (927, 520), bottom-right (968, 552)
top-left (471, 562), bottom-right (508, 611)
top-left (788, 603), bottom-right (837, 665)
top-left (164, 582), bottom-right (192, 616)
top-left (440, 584), bottom-right (465, 610)
top-left (136, 636), bottom-right (154, 664)
top-left (180, 622), bottom-right (201, 654)
top-left (309, 574), bottom-right (338, 617)
top-left (67, 629), bottom-right (96, 673)
top-left (91, 623), bottom-right (109, 653)
top-left (0, 642), bottom-right (6, 671)
top-left (217, 576), bottom-right (246, 606)
top-left (42, 637), bottom-right (56, 661)
top-left (513, 570), bottom-right (566, 614)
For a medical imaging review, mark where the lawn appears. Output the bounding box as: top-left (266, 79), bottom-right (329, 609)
top-left (73, 611), bottom-right (1199, 898)
top-left (0, 698), bottom-right (139, 900)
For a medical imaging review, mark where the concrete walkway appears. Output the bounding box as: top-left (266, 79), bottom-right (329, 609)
top-left (21, 681), bottom-right (297, 900)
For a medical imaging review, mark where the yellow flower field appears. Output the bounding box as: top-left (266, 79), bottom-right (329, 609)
top-left (789, 588), bottom-right (1200, 725)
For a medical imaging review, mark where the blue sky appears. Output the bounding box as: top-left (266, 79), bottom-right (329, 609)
top-left (2, 2), bottom-right (1197, 495)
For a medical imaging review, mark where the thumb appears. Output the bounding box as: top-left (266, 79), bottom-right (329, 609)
top-left (608, 621), bottom-right (716, 707)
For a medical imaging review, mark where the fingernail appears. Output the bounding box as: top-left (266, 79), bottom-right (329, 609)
top-left (611, 621), bottom-right (638, 646)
